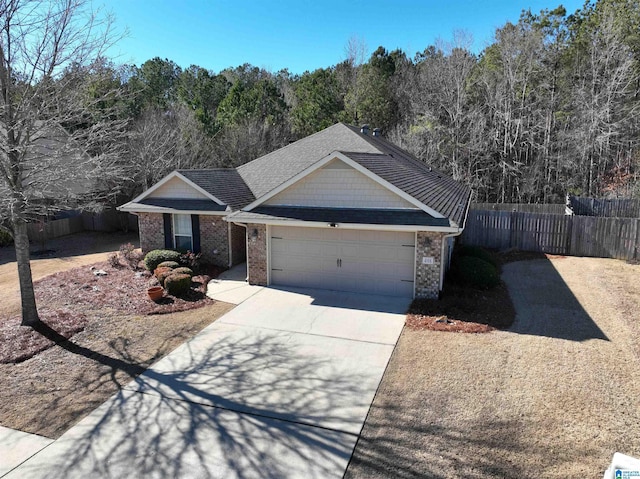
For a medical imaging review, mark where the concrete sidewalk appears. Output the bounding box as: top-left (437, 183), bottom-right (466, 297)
top-left (5, 286), bottom-right (408, 479)
top-left (206, 262), bottom-right (264, 305)
top-left (0, 427), bottom-right (52, 477)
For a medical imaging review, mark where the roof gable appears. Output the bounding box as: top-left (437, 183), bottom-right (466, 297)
top-left (245, 151), bottom-right (444, 217)
top-left (150, 176), bottom-right (210, 200)
top-left (130, 171), bottom-right (224, 205)
top-left (237, 123), bottom-right (379, 199)
top-left (235, 122), bottom-right (471, 225)
top-left (264, 157), bottom-right (418, 210)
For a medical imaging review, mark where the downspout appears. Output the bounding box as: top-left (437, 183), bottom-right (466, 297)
top-left (226, 221), bottom-right (233, 268)
top-left (439, 198), bottom-right (472, 292)
top-left (232, 222), bottom-right (249, 282)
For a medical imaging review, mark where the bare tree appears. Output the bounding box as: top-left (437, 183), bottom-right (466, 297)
top-left (0, 0), bottom-right (126, 327)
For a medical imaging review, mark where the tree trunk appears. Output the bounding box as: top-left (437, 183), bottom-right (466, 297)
top-left (13, 220), bottom-right (40, 327)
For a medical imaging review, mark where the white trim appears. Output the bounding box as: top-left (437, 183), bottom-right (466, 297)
top-left (117, 202), bottom-right (230, 216)
top-left (243, 151), bottom-right (445, 218)
top-left (128, 171), bottom-right (225, 205)
top-left (266, 224), bottom-right (271, 286)
top-left (227, 222), bottom-right (232, 268)
top-left (226, 217), bottom-right (459, 233)
top-left (413, 231), bottom-right (417, 300)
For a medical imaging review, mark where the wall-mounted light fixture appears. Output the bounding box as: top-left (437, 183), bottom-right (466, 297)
top-left (328, 223), bottom-right (338, 228)
top-left (250, 228), bottom-right (259, 242)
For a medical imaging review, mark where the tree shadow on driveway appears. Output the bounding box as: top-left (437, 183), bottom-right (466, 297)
top-left (502, 258), bottom-right (608, 342)
top-left (10, 321), bottom-right (375, 479)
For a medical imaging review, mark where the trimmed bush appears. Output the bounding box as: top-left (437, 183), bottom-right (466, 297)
top-left (0, 229), bottom-right (13, 247)
top-left (172, 267), bottom-right (194, 277)
top-left (456, 245), bottom-right (497, 267)
top-left (154, 267), bottom-right (174, 286)
top-left (144, 250), bottom-right (181, 272)
top-left (157, 261), bottom-right (180, 269)
top-left (165, 273), bottom-right (192, 297)
top-left (451, 256), bottom-right (500, 290)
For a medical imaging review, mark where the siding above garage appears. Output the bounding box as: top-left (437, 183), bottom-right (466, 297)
top-left (264, 159), bottom-right (416, 209)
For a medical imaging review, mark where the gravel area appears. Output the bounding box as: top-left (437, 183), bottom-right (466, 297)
top-left (345, 256), bottom-right (640, 478)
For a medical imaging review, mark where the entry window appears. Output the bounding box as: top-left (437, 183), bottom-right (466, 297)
top-left (173, 214), bottom-right (193, 251)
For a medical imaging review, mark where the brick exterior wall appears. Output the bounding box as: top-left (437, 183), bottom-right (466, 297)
top-left (246, 223), bottom-right (267, 285)
top-left (414, 231), bottom-right (444, 299)
top-left (137, 212), bottom-right (231, 268)
top-left (230, 223), bottom-right (247, 265)
top-left (137, 213), bottom-right (165, 253)
top-left (198, 215), bottom-right (230, 267)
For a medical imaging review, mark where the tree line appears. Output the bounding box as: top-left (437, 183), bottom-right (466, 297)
top-left (91, 0), bottom-right (639, 204)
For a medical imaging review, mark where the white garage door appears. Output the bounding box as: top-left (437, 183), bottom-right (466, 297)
top-left (270, 226), bottom-right (415, 297)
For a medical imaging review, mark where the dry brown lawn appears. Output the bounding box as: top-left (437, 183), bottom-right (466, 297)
top-left (345, 256), bottom-right (640, 479)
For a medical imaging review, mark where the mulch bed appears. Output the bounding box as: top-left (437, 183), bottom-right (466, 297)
top-left (0, 261), bottom-right (224, 364)
top-left (406, 249), bottom-right (545, 333)
top-left (406, 282), bottom-right (516, 333)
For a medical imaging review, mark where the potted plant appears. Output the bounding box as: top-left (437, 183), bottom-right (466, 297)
top-left (147, 286), bottom-right (164, 302)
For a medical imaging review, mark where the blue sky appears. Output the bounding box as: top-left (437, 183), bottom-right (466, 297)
top-left (105, 0), bottom-right (585, 74)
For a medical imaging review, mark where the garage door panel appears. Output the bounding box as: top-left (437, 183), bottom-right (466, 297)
top-left (270, 226), bottom-right (416, 298)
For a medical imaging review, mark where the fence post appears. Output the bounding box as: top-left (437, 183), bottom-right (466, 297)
top-left (635, 218), bottom-right (640, 261)
top-left (565, 215), bottom-right (573, 255)
top-left (509, 210), bottom-right (516, 250)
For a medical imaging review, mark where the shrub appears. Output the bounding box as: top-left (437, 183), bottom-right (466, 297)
top-left (456, 245), bottom-right (497, 267)
top-left (164, 273), bottom-right (192, 297)
top-left (172, 267), bottom-right (194, 277)
top-left (154, 266), bottom-right (175, 287)
top-left (144, 249), bottom-right (181, 272)
top-left (107, 253), bottom-right (121, 268)
top-left (157, 260), bottom-right (180, 269)
top-left (119, 243), bottom-right (143, 270)
top-left (0, 229), bottom-right (13, 247)
top-left (180, 251), bottom-right (202, 271)
top-left (451, 256), bottom-right (500, 290)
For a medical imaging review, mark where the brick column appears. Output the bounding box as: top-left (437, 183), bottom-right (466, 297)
top-left (246, 223), bottom-right (267, 285)
top-left (414, 231), bottom-right (444, 298)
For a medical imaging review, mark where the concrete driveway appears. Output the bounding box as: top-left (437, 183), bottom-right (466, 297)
top-left (6, 286), bottom-right (408, 479)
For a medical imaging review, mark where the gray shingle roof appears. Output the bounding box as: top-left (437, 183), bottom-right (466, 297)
top-left (229, 206), bottom-right (451, 227)
top-left (236, 122), bottom-right (470, 225)
top-left (343, 152), bottom-right (470, 226)
top-left (128, 123), bottom-right (470, 227)
top-left (236, 123), bottom-right (379, 199)
top-left (178, 169), bottom-right (255, 210)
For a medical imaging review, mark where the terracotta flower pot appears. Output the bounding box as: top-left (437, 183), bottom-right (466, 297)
top-left (147, 286), bottom-right (164, 302)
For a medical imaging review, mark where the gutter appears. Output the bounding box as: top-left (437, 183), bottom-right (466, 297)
top-left (439, 197), bottom-right (472, 292)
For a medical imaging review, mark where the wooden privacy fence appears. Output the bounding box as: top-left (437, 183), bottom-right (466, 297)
top-left (27, 216), bottom-right (84, 242)
top-left (569, 196), bottom-right (640, 218)
top-left (462, 210), bottom-right (640, 261)
top-left (26, 211), bottom-right (138, 241)
top-left (472, 203), bottom-right (567, 214)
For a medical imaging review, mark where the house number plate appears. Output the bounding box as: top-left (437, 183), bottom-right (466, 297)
top-left (422, 257), bottom-right (435, 265)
